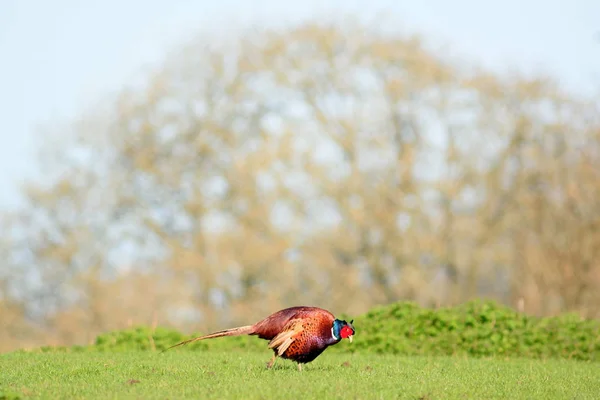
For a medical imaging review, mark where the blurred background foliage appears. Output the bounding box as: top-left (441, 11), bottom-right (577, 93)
top-left (1, 21), bottom-right (599, 353)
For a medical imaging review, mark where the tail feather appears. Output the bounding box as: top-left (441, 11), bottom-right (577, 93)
top-left (162, 325), bottom-right (255, 353)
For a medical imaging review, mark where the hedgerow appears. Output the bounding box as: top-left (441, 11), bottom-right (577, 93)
top-left (337, 300), bottom-right (600, 361)
top-left (31, 300), bottom-right (600, 361)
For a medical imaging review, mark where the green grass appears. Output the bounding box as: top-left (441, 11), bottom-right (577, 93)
top-left (1, 351), bottom-right (599, 399)
top-left (3, 300), bottom-right (599, 398)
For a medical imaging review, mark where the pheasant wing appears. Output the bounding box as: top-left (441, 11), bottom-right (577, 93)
top-left (267, 319), bottom-right (304, 356)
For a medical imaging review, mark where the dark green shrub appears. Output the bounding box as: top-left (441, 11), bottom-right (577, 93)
top-left (31, 300), bottom-right (600, 362)
top-left (334, 300), bottom-right (600, 362)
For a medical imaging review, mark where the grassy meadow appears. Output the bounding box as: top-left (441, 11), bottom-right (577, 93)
top-left (2, 301), bottom-right (599, 399)
top-left (2, 351), bottom-right (599, 400)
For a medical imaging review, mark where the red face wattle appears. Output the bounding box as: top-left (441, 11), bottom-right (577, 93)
top-left (340, 325), bottom-right (354, 340)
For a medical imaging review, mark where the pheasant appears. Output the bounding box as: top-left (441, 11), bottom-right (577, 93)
top-left (164, 306), bottom-right (355, 371)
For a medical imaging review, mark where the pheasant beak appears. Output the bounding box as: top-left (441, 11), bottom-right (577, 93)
top-left (348, 335), bottom-right (353, 343)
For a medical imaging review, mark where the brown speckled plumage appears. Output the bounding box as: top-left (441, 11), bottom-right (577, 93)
top-left (164, 306), bottom-right (355, 371)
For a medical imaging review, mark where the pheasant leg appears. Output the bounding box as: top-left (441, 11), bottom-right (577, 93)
top-left (266, 355), bottom-right (277, 369)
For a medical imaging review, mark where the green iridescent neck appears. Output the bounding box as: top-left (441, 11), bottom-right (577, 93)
top-left (331, 319), bottom-right (343, 340)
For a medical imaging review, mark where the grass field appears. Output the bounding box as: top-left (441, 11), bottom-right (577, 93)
top-left (1, 351), bottom-right (598, 399)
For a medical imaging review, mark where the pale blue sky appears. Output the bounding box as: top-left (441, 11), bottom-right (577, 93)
top-left (1, 0), bottom-right (599, 210)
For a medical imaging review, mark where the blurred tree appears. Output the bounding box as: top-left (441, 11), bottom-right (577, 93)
top-left (1, 22), bottom-right (599, 350)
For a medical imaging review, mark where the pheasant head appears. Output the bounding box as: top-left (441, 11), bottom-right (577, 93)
top-left (332, 318), bottom-right (355, 343)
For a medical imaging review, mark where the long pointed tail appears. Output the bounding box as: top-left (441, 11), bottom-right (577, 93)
top-left (162, 325), bottom-right (255, 353)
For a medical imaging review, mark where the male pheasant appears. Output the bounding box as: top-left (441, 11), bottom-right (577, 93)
top-left (164, 306), bottom-right (355, 371)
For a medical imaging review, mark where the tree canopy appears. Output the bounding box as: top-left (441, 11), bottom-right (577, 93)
top-left (1, 22), bottom-right (599, 351)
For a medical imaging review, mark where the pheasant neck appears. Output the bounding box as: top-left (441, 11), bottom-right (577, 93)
top-left (331, 327), bottom-right (339, 341)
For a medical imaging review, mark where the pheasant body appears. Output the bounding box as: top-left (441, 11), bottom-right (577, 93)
top-left (165, 306), bottom-right (355, 370)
